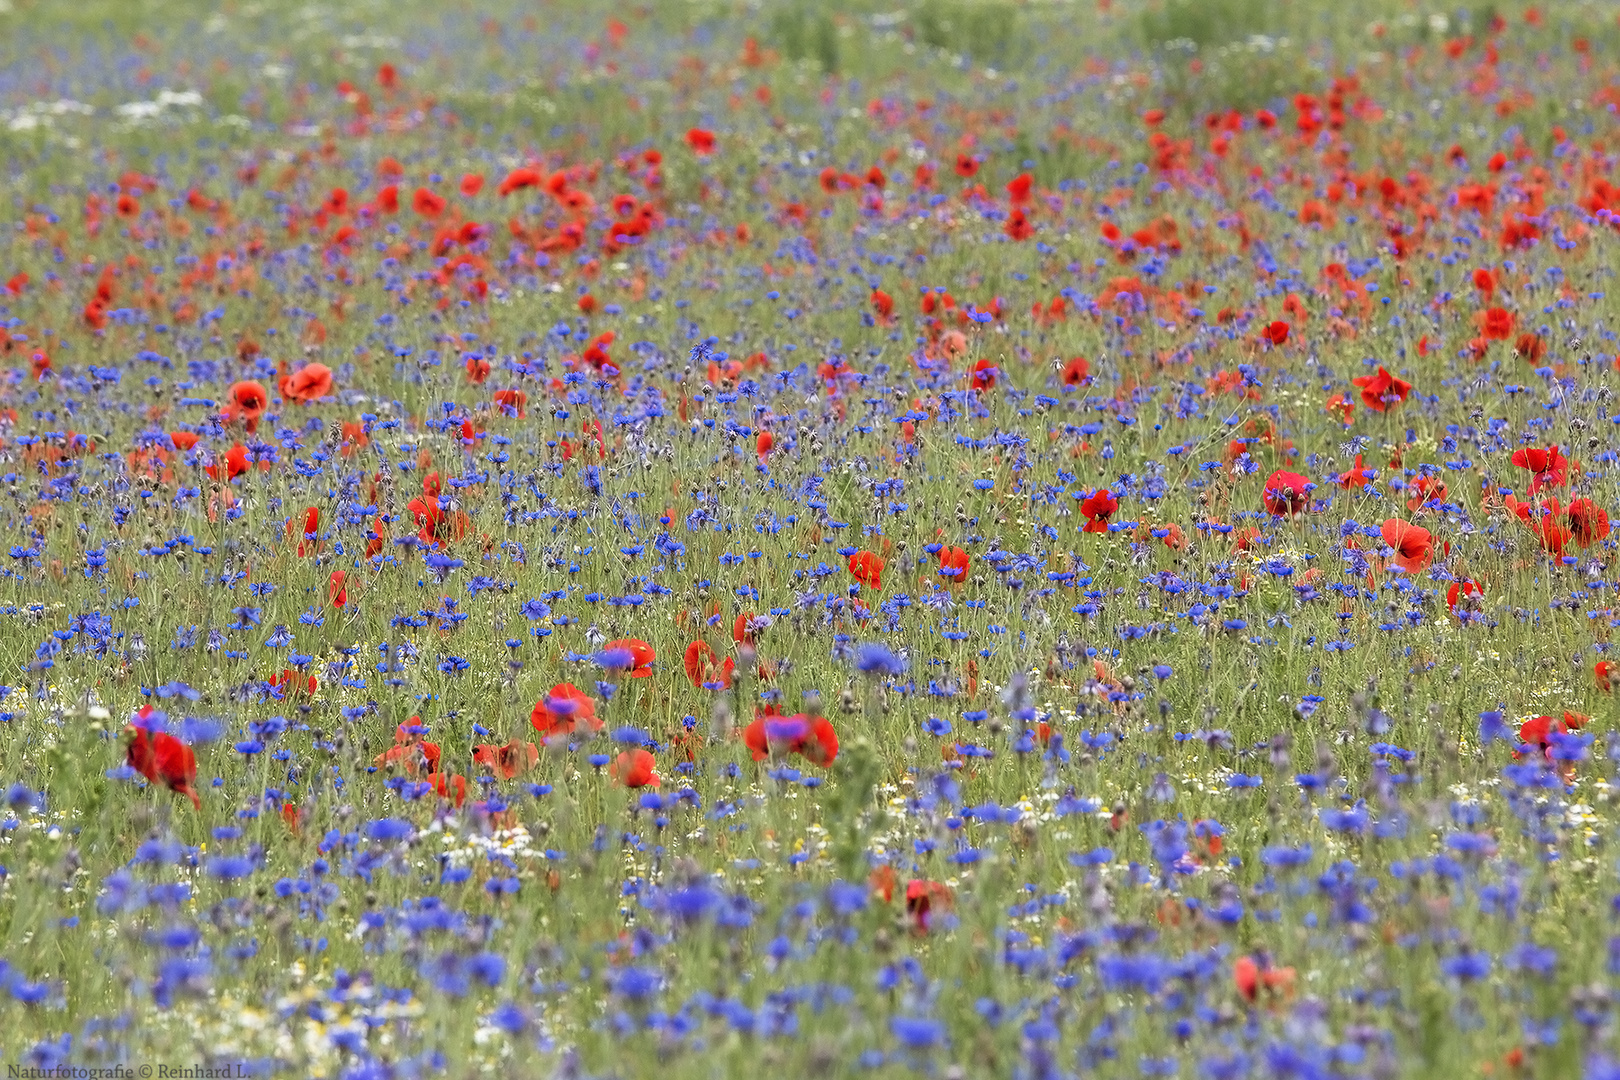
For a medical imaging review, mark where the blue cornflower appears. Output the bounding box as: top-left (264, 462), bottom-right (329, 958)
top-left (207, 856), bottom-right (256, 880)
top-left (364, 818), bottom-right (414, 842)
top-left (1440, 951), bottom-right (1492, 981)
top-left (424, 553), bottom-right (464, 581)
top-left (890, 1016), bottom-right (945, 1049)
top-left (488, 1002), bottom-right (528, 1034)
top-left (612, 967), bottom-right (662, 1000)
top-left (853, 642), bottom-right (906, 675)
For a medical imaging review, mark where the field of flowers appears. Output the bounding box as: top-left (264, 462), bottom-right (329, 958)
top-left (5, 0), bottom-right (1620, 1074)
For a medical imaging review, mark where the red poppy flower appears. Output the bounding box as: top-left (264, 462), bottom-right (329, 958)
top-left (489, 388), bottom-right (526, 418)
top-left (1407, 475), bottom-right (1447, 513)
top-left (798, 715), bottom-right (839, 766)
top-left (328, 570), bottom-right (347, 608)
top-left (1511, 445), bottom-right (1571, 495)
top-left (126, 444), bottom-right (174, 485)
top-left (1539, 518), bottom-right (1573, 556)
top-left (1598, 660), bottom-right (1616, 693)
top-left (1472, 268), bottom-right (1495, 297)
top-left (126, 722), bottom-right (200, 809)
top-left (742, 712), bottom-right (789, 760)
top-left (365, 517), bottom-right (387, 559)
top-left (756, 430), bottom-right (774, 461)
top-left (1263, 320), bottom-right (1289, 345)
top-left (869, 865), bottom-right (898, 902)
top-left (741, 713), bottom-right (838, 767)
top-left (954, 153), bottom-right (978, 178)
top-left (1006, 172), bottom-right (1033, 205)
top-left (1566, 498), bottom-right (1611, 547)
top-left (905, 879), bottom-right (954, 933)
top-left (280, 363), bottom-right (333, 403)
top-left (406, 495), bottom-right (470, 548)
top-left (1080, 489), bottom-right (1117, 532)
top-left (377, 185), bottom-right (399, 214)
top-left (968, 358), bottom-right (998, 392)
top-left (1481, 306), bottom-right (1515, 340)
top-left (268, 669), bottom-right (318, 699)
top-left (287, 506), bottom-right (320, 556)
top-left (1061, 356), bottom-right (1091, 387)
top-left (1233, 956), bottom-right (1297, 1003)
top-left (205, 443), bottom-right (252, 483)
top-left (460, 173), bottom-right (484, 197)
top-left (610, 748), bottom-right (660, 788)
top-left (1519, 497), bottom-right (1574, 555)
top-left (498, 167), bottom-right (542, 196)
top-left (531, 683), bottom-right (600, 739)
top-left (223, 380), bottom-right (269, 431)
top-left (685, 128), bottom-right (716, 155)
top-left (936, 545), bottom-right (969, 584)
top-left (1191, 819), bottom-right (1225, 859)
top-left (412, 187), bottom-right (447, 217)
top-left (1349, 366), bottom-right (1411, 412)
top-left (1003, 208), bottom-right (1034, 241)
top-left (472, 740), bottom-right (539, 779)
top-left (603, 638), bottom-right (655, 678)
top-left (1446, 578), bottom-right (1482, 612)
top-left (427, 772), bottom-right (467, 807)
top-left (1517, 714), bottom-right (1568, 759)
top-left (373, 722), bottom-right (442, 777)
top-left (1263, 470), bottom-right (1312, 517)
top-left (1337, 454), bottom-right (1373, 490)
top-left (1379, 517), bottom-right (1433, 575)
top-left (170, 431), bottom-right (200, 452)
top-left (871, 289), bottom-right (894, 320)
top-left (848, 550), bottom-right (885, 590)
top-left (683, 639), bottom-right (735, 689)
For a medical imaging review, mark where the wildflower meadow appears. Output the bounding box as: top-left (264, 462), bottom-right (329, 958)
top-left (5, 0), bottom-right (1620, 1075)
